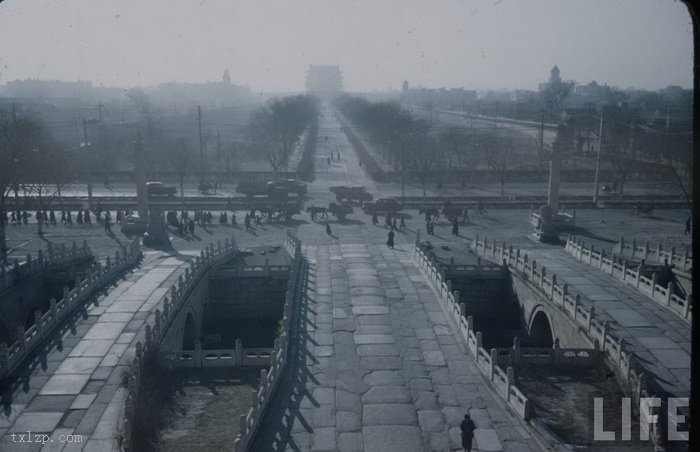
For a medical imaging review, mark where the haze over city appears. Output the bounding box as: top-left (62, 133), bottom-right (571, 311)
top-left (0, 0), bottom-right (693, 92)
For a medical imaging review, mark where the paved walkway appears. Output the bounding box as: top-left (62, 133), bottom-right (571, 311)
top-left (0, 251), bottom-right (191, 451)
top-left (252, 240), bottom-right (539, 451)
top-left (522, 245), bottom-right (691, 398)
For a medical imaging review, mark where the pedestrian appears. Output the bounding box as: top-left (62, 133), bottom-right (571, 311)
top-left (189, 218), bottom-right (195, 235)
top-left (84, 210), bottom-right (91, 224)
top-left (426, 220), bottom-right (431, 235)
top-left (36, 211), bottom-right (42, 224)
top-left (10, 211), bottom-right (16, 225)
top-left (460, 414), bottom-right (476, 452)
top-left (50, 210), bottom-right (56, 226)
top-left (178, 219), bottom-right (184, 236)
top-left (104, 212), bottom-right (111, 233)
top-left (387, 230), bottom-right (395, 249)
top-left (429, 221), bottom-right (435, 236)
top-left (43, 211), bottom-right (49, 225)
top-left (685, 216), bottom-right (691, 235)
top-left (372, 211), bottom-right (378, 226)
top-left (60, 211), bottom-right (66, 224)
top-left (22, 211), bottom-right (28, 225)
top-left (326, 223), bottom-right (332, 237)
top-left (66, 211), bottom-right (72, 225)
top-left (400, 216), bottom-right (406, 229)
top-left (116, 210), bottom-right (122, 223)
top-left (452, 218), bottom-right (459, 236)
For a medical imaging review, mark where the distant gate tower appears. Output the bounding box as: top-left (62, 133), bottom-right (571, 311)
top-left (305, 65), bottom-right (343, 99)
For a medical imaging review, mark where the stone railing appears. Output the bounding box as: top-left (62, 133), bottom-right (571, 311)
top-left (121, 235), bottom-right (240, 451)
top-left (473, 235), bottom-right (668, 448)
top-left (0, 239), bottom-right (141, 381)
top-left (166, 342), bottom-right (274, 369)
top-left (1, 241), bottom-right (93, 293)
top-left (528, 205), bottom-right (576, 228)
top-left (233, 231), bottom-right (303, 452)
top-left (493, 339), bottom-right (600, 369)
top-left (615, 237), bottom-right (692, 272)
top-left (412, 244), bottom-right (532, 420)
top-left (565, 236), bottom-right (691, 323)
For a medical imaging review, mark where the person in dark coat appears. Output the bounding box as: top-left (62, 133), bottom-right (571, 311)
top-left (387, 230), bottom-right (395, 249)
top-left (460, 414), bottom-right (476, 452)
top-left (452, 218), bottom-right (459, 236)
top-left (372, 211), bottom-right (378, 226)
top-left (326, 223), bottom-right (332, 237)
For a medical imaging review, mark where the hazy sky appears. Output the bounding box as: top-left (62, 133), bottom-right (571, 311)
top-left (0, 0), bottom-right (693, 93)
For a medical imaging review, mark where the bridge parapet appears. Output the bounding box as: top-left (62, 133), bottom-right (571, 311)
top-left (565, 235), bottom-right (691, 323)
top-left (473, 235), bottom-right (671, 449)
top-left (234, 231), bottom-right (303, 452)
top-left (412, 243), bottom-right (532, 420)
top-left (1, 241), bottom-right (93, 294)
top-left (0, 239), bottom-right (141, 381)
top-left (614, 237), bottom-right (692, 272)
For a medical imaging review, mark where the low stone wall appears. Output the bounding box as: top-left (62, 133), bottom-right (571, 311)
top-left (493, 340), bottom-right (601, 369)
top-left (166, 342), bottom-right (274, 369)
top-left (565, 236), bottom-right (691, 323)
top-left (233, 231), bottom-right (303, 452)
top-left (0, 239), bottom-right (141, 381)
top-left (473, 235), bottom-right (668, 449)
top-left (412, 244), bottom-right (532, 420)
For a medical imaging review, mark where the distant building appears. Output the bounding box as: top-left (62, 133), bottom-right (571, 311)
top-left (402, 80), bottom-right (409, 93)
top-left (538, 65), bottom-right (562, 92)
top-left (305, 65), bottom-right (343, 98)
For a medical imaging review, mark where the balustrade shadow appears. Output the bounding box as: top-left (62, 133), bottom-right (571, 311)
top-left (249, 258), bottom-right (321, 452)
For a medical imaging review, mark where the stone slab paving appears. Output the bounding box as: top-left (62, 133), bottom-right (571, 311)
top-left (522, 247), bottom-right (691, 397)
top-left (252, 240), bottom-right (540, 451)
top-left (0, 250), bottom-right (190, 451)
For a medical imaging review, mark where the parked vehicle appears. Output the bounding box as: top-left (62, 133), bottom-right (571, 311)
top-left (362, 198), bottom-right (402, 214)
top-left (328, 202), bottom-right (353, 220)
top-left (146, 181), bottom-right (177, 197)
top-left (330, 185), bottom-right (373, 203)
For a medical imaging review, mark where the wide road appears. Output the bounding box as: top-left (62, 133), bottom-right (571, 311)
top-left (252, 105), bottom-right (541, 451)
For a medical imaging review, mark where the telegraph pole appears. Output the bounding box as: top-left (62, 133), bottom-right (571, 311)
top-left (198, 105), bottom-right (204, 161)
top-left (83, 119), bottom-right (93, 209)
top-left (593, 109), bottom-right (604, 205)
top-left (216, 130), bottom-right (221, 189)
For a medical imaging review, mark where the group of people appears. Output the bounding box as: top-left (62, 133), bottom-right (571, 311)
top-left (2, 208), bottom-right (130, 228)
top-left (371, 211), bottom-right (406, 230)
top-left (172, 211), bottom-right (197, 236)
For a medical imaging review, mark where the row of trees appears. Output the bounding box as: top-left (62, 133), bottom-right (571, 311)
top-left (248, 95), bottom-right (320, 175)
top-left (335, 95), bottom-right (520, 197)
top-left (0, 111), bottom-right (71, 262)
top-left (338, 94), bottom-right (692, 211)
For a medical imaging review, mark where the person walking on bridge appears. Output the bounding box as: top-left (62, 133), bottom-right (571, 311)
top-left (387, 230), bottom-right (395, 249)
top-left (326, 223), bottom-right (332, 238)
top-left (460, 414), bottom-right (476, 452)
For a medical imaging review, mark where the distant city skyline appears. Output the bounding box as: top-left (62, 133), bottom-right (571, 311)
top-left (0, 0), bottom-right (693, 93)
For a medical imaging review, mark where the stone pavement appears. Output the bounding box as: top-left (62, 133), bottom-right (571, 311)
top-left (0, 250), bottom-right (191, 451)
top-left (252, 239), bottom-right (540, 451)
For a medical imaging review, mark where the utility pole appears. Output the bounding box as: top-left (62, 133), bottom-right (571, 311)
top-left (593, 109), bottom-right (604, 205)
top-left (83, 119), bottom-right (93, 209)
top-left (216, 130), bottom-right (221, 188)
top-left (198, 105), bottom-right (204, 161)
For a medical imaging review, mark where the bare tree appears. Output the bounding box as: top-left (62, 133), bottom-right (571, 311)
top-left (0, 111), bottom-right (49, 262)
top-left (169, 138), bottom-right (193, 197)
top-left (482, 126), bottom-right (516, 198)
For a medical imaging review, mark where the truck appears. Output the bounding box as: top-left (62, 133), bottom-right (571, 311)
top-left (329, 186), bottom-right (373, 203)
top-left (146, 181), bottom-right (177, 197)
